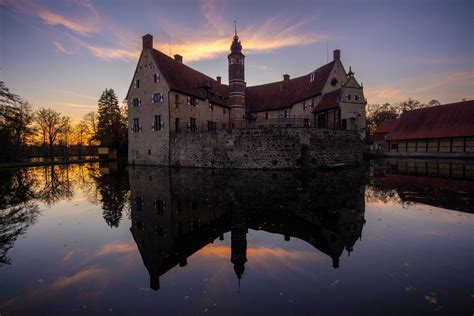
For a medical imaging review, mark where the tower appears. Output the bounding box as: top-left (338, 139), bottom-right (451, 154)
top-left (228, 21), bottom-right (246, 121)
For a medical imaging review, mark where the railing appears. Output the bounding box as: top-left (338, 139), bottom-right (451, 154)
top-left (172, 118), bottom-right (357, 134)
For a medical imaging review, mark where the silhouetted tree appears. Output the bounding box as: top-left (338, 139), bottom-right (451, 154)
top-left (96, 89), bottom-right (127, 149)
top-left (0, 82), bottom-right (34, 161)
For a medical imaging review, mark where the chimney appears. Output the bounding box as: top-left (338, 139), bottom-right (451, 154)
top-left (283, 74), bottom-right (290, 81)
top-left (174, 54), bottom-right (183, 63)
top-left (142, 34), bottom-right (153, 50)
top-left (216, 76), bottom-right (221, 84)
top-left (333, 49), bottom-right (341, 61)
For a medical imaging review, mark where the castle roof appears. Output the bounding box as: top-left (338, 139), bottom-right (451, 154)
top-left (150, 49), bottom-right (229, 106)
top-left (386, 100), bottom-right (474, 140)
top-left (374, 119), bottom-right (398, 135)
top-left (313, 88), bottom-right (341, 113)
top-left (246, 61), bottom-right (335, 112)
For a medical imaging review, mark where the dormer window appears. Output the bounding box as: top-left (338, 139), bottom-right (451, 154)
top-left (346, 94), bottom-right (352, 101)
top-left (134, 79), bottom-right (140, 88)
top-left (331, 77), bottom-right (338, 86)
top-left (154, 73), bottom-right (160, 83)
top-left (309, 72), bottom-right (315, 82)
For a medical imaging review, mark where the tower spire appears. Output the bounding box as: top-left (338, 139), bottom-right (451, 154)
top-left (234, 20), bottom-right (237, 38)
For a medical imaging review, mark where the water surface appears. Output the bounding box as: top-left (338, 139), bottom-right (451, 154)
top-left (0, 160), bottom-right (473, 315)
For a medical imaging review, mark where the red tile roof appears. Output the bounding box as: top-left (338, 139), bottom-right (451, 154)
top-left (150, 49), bottom-right (229, 106)
top-left (386, 100), bottom-right (474, 140)
top-left (374, 119), bottom-right (398, 135)
top-left (313, 89), bottom-right (341, 113)
top-left (245, 61), bottom-right (335, 112)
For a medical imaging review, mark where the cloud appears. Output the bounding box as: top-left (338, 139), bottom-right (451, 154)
top-left (50, 267), bottom-right (103, 290)
top-left (4, 0), bottom-right (100, 36)
top-left (82, 43), bottom-right (139, 62)
top-left (95, 242), bottom-right (136, 257)
top-left (412, 70), bottom-right (474, 93)
top-left (36, 9), bottom-right (98, 36)
top-left (156, 2), bottom-right (327, 62)
top-left (366, 70), bottom-right (474, 104)
top-left (53, 41), bottom-right (79, 55)
top-left (59, 102), bottom-right (97, 109)
top-left (368, 88), bottom-right (406, 100)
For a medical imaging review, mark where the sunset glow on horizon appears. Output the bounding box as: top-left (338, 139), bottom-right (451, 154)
top-left (1, 0), bottom-right (473, 120)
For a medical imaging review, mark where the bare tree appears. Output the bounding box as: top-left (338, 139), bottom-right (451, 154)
top-left (34, 108), bottom-right (71, 160)
top-left (83, 111), bottom-right (99, 146)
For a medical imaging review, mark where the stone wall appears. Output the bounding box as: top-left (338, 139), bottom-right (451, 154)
top-left (170, 128), bottom-right (363, 169)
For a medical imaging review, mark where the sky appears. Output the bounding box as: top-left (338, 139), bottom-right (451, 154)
top-left (1, 0), bottom-right (473, 120)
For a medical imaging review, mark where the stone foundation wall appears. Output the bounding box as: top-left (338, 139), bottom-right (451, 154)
top-left (170, 128), bottom-right (363, 169)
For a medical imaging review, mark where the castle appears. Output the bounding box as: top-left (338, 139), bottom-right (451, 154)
top-left (126, 30), bottom-right (366, 167)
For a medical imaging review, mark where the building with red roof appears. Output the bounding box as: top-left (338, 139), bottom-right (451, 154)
top-left (126, 32), bottom-right (366, 165)
top-left (377, 101), bottom-right (474, 158)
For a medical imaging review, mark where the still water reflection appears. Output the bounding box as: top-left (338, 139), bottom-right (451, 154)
top-left (0, 161), bottom-right (472, 315)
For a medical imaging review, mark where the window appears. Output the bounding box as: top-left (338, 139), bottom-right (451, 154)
top-left (175, 118), bottom-right (180, 133)
top-left (303, 101), bottom-right (307, 111)
top-left (318, 113), bottom-right (326, 128)
top-left (309, 72), bottom-right (315, 82)
top-left (175, 94), bottom-right (180, 107)
top-left (223, 108), bottom-right (228, 115)
top-left (135, 79), bottom-right (140, 88)
top-left (355, 95), bottom-right (360, 101)
top-left (284, 110), bottom-right (289, 118)
top-left (152, 93), bottom-right (163, 103)
top-left (230, 58), bottom-right (235, 64)
top-left (342, 119), bottom-right (347, 130)
top-left (208, 121), bottom-right (216, 131)
top-left (189, 117), bottom-right (197, 132)
top-left (155, 225), bottom-right (167, 237)
top-left (265, 112), bottom-right (269, 120)
top-left (154, 73), bottom-right (160, 83)
top-left (148, 149), bottom-right (151, 155)
top-left (209, 103), bottom-right (214, 112)
top-left (155, 198), bottom-right (166, 215)
top-left (132, 118), bottom-right (141, 132)
top-left (390, 143), bottom-right (399, 150)
top-left (346, 94), bottom-right (352, 101)
top-left (303, 118), bottom-right (310, 128)
top-left (311, 99), bottom-right (315, 108)
top-left (132, 98), bottom-right (141, 107)
top-left (134, 196), bottom-right (143, 211)
top-left (187, 96), bottom-right (198, 106)
top-left (153, 115), bottom-right (163, 131)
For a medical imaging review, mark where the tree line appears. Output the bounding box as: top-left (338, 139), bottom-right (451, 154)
top-left (366, 98), bottom-right (442, 143)
top-left (0, 82), bottom-right (127, 162)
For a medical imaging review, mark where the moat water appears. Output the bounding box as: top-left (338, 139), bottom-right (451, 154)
top-left (0, 160), bottom-right (473, 315)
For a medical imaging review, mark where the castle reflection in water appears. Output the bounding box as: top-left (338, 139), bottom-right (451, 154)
top-left (129, 167), bottom-right (367, 291)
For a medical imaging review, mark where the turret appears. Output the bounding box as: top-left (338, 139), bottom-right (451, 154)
top-left (228, 21), bottom-right (246, 122)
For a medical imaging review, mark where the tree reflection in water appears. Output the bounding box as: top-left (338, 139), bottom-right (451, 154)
top-left (0, 168), bottom-right (40, 266)
top-left (90, 162), bottom-right (130, 228)
top-left (0, 162), bottom-right (130, 265)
